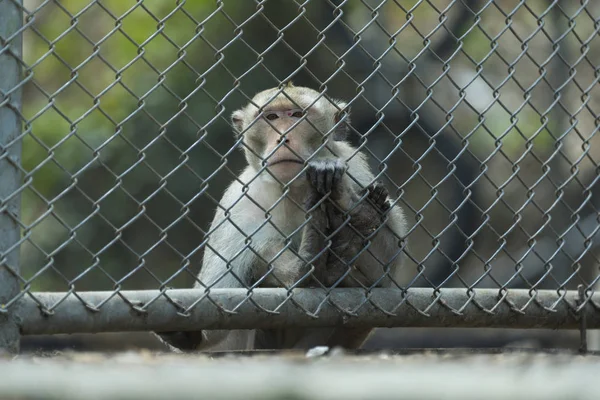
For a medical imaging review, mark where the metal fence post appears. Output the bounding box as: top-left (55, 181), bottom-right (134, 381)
top-left (0, 0), bottom-right (23, 355)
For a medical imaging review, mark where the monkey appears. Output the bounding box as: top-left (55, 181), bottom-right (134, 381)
top-left (154, 83), bottom-right (408, 352)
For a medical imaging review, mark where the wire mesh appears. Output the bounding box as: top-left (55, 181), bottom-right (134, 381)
top-left (2, 0), bottom-right (600, 350)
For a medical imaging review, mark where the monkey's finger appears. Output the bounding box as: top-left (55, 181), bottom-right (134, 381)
top-left (377, 182), bottom-right (390, 199)
top-left (306, 164), bottom-right (317, 189)
top-left (304, 191), bottom-right (318, 209)
top-left (333, 160), bottom-right (346, 183)
top-left (371, 186), bottom-right (385, 204)
top-left (324, 162), bottom-right (335, 194)
top-left (369, 183), bottom-right (389, 207)
top-left (316, 165), bottom-right (327, 195)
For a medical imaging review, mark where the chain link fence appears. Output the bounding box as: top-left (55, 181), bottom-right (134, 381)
top-left (2, 0), bottom-right (600, 353)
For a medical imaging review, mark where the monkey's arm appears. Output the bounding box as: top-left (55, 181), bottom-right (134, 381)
top-left (301, 158), bottom-right (404, 287)
top-left (265, 189), bottom-right (331, 287)
top-left (256, 160), bottom-right (396, 350)
top-left (302, 163), bottom-right (407, 350)
top-left (322, 184), bottom-right (406, 349)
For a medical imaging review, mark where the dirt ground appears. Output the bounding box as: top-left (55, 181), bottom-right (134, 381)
top-left (1, 348), bottom-right (600, 400)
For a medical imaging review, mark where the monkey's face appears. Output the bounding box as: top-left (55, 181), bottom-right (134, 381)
top-left (231, 86), bottom-right (350, 186)
top-left (247, 107), bottom-right (328, 184)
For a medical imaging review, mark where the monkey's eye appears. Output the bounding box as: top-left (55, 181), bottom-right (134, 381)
top-left (265, 113), bottom-right (279, 121)
top-left (291, 111), bottom-right (304, 118)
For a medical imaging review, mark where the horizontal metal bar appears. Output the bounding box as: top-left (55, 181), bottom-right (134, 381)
top-left (15, 288), bottom-right (599, 335)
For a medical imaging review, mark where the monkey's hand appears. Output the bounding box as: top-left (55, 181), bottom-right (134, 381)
top-left (305, 158), bottom-right (347, 198)
top-left (363, 181), bottom-right (391, 219)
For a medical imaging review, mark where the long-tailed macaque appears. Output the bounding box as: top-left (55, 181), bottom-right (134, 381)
top-left (154, 84), bottom-right (408, 351)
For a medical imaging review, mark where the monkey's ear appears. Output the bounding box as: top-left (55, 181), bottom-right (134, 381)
top-left (231, 109), bottom-right (245, 134)
top-left (333, 104), bottom-right (351, 141)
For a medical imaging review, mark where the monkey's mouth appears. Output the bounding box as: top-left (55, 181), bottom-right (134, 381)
top-left (268, 159), bottom-right (304, 167)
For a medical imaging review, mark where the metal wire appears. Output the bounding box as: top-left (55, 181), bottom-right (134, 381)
top-left (1, 0), bottom-right (600, 346)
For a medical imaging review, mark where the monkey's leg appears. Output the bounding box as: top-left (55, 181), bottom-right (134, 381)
top-left (326, 327), bottom-right (375, 349)
top-left (154, 320), bottom-right (255, 352)
top-left (154, 331), bottom-right (205, 352)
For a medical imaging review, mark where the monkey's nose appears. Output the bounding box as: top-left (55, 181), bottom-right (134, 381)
top-left (276, 137), bottom-right (288, 144)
